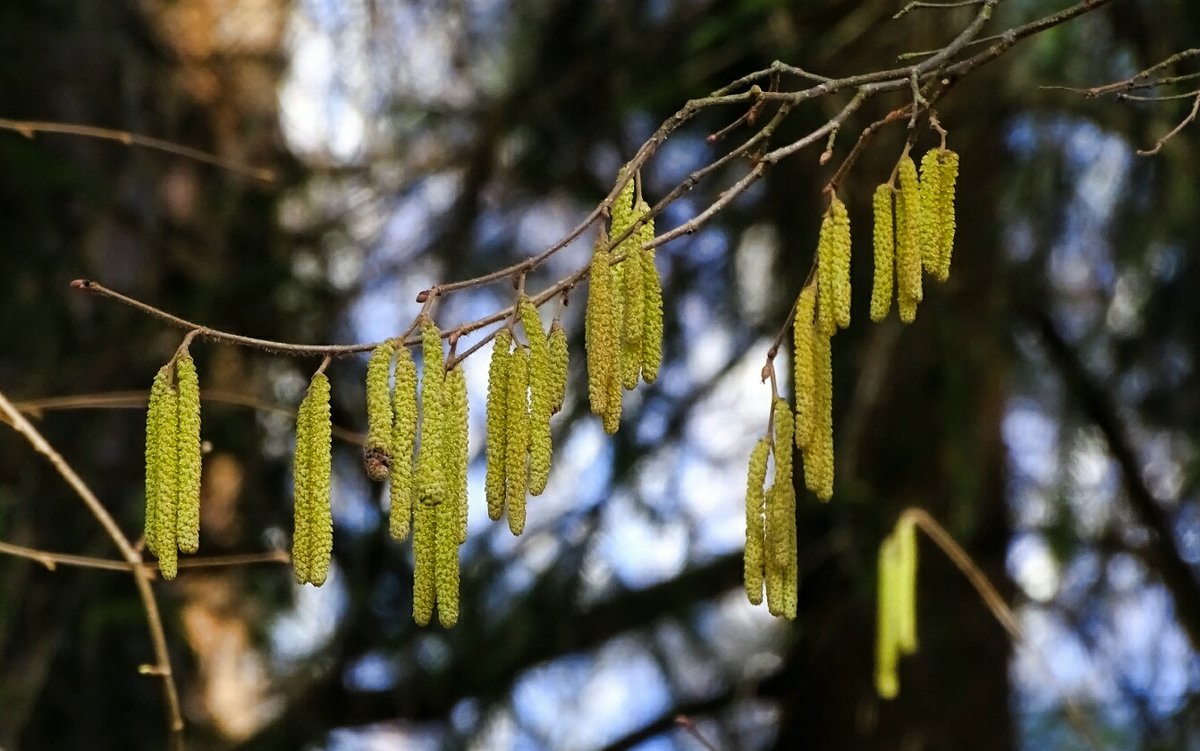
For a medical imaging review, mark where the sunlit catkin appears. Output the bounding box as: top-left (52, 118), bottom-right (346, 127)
top-left (294, 372), bottom-right (333, 586)
top-left (870, 184), bottom-right (895, 322)
top-left (389, 346), bottom-right (418, 541)
top-left (792, 286), bottom-right (817, 450)
top-left (505, 346), bottom-right (531, 535)
top-left (586, 228), bottom-right (620, 421)
top-left (743, 437), bottom-right (770, 606)
top-left (933, 149), bottom-right (960, 282)
top-left (445, 364), bottom-right (469, 545)
top-left (434, 498), bottom-right (460, 628)
top-left (895, 518), bottom-right (919, 655)
top-left (144, 364), bottom-right (175, 562)
top-left (638, 201), bottom-right (663, 385)
top-left (364, 341), bottom-right (396, 482)
top-left (412, 498), bottom-right (436, 626)
top-left (521, 298), bottom-right (554, 497)
top-left (875, 530), bottom-right (900, 699)
top-left (547, 321), bottom-right (568, 414)
top-left (918, 149), bottom-right (944, 276)
top-left (816, 203), bottom-right (838, 337)
top-left (417, 321), bottom-right (445, 507)
top-left (765, 399), bottom-right (797, 619)
top-left (895, 155), bottom-right (923, 323)
top-left (805, 332), bottom-right (834, 502)
top-left (485, 329), bottom-right (512, 521)
top-left (174, 353), bottom-right (202, 556)
top-left (829, 197), bottom-right (852, 330)
top-left (619, 228), bottom-right (645, 391)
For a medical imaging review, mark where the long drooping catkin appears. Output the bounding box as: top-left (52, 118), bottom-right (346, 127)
top-left (803, 331), bottom-right (834, 502)
top-left (294, 372), bottom-right (333, 586)
top-left (637, 201), bottom-right (663, 385)
top-left (894, 518), bottom-right (918, 655)
top-left (932, 149), bottom-right (960, 282)
top-left (505, 346), bottom-right (531, 535)
top-left (520, 298), bottom-right (554, 497)
top-left (412, 496), bottom-right (436, 626)
top-left (875, 529), bottom-right (900, 699)
top-left (434, 497), bottom-right (460, 628)
top-left (364, 341), bottom-right (396, 482)
top-left (485, 329), bottom-right (512, 521)
top-left (144, 364), bottom-right (176, 563)
top-left (744, 437), bottom-right (770, 606)
top-left (444, 364), bottom-right (469, 545)
top-left (829, 197), bottom-right (852, 331)
top-left (895, 155), bottom-right (923, 323)
top-left (619, 220), bottom-right (645, 392)
top-left (765, 399), bottom-right (797, 619)
top-left (816, 204), bottom-right (838, 338)
top-left (870, 184), bottom-right (895, 322)
top-left (586, 228), bottom-right (620, 424)
top-left (417, 321), bottom-right (445, 507)
top-left (389, 346), bottom-right (418, 541)
top-left (547, 321), bottom-right (568, 414)
top-left (793, 286), bottom-right (817, 451)
top-left (174, 353), bottom-right (202, 556)
top-left (918, 149), bottom-right (944, 276)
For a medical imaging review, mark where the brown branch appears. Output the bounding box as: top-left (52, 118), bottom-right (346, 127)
top-left (0, 541), bottom-right (290, 574)
top-left (0, 118), bottom-right (275, 182)
top-left (0, 389), bottom-right (185, 749)
top-left (1137, 91), bottom-right (1200, 155)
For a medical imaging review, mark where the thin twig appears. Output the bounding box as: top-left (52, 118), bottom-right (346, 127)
top-left (0, 118), bottom-right (275, 182)
top-left (0, 389), bottom-right (186, 749)
top-left (0, 541), bottom-right (290, 574)
top-left (1137, 91), bottom-right (1200, 155)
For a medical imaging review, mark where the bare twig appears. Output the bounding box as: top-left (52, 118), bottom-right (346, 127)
top-left (0, 118), bottom-right (275, 182)
top-left (0, 541), bottom-right (290, 574)
top-left (1137, 91), bottom-right (1200, 155)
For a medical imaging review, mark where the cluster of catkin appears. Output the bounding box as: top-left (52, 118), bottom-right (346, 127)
top-left (870, 147), bottom-right (960, 324)
top-left (875, 517), bottom-right (918, 699)
top-left (743, 399), bottom-right (799, 619)
top-left (485, 298), bottom-right (569, 536)
top-left (144, 349), bottom-right (202, 580)
top-left (585, 173), bottom-right (664, 434)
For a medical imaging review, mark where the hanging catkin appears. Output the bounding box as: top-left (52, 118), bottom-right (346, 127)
top-left (918, 149), bottom-right (944, 276)
top-left (870, 184), bottom-right (895, 322)
top-left (389, 346), bottom-right (418, 541)
top-left (412, 494), bottom-right (436, 626)
top-left (932, 149), bottom-right (960, 282)
top-left (637, 200), bottom-right (663, 385)
top-left (875, 529), bottom-right (900, 699)
top-left (505, 346), bottom-right (531, 534)
top-left (802, 331), bottom-right (835, 502)
top-left (417, 321), bottom-right (446, 507)
top-left (434, 496), bottom-right (460, 628)
top-left (829, 197), bottom-right (852, 331)
top-left (586, 228), bottom-right (620, 427)
top-left (144, 364), bottom-right (176, 564)
top-left (547, 321), bottom-right (568, 415)
top-left (793, 285), bottom-right (817, 451)
top-left (520, 298), bottom-right (554, 497)
top-left (364, 341), bottom-right (396, 482)
top-left (765, 399), bottom-right (797, 619)
top-left (894, 518), bottom-right (919, 655)
top-left (444, 364), bottom-right (469, 545)
top-left (485, 329), bottom-right (512, 521)
top-left (895, 155), bottom-right (923, 323)
top-left (174, 352), bottom-right (202, 556)
top-left (293, 372), bottom-right (333, 586)
top-left (743, 437), bottom-right (770, 606)
top-left (816, 203), bottom-right (839, 338)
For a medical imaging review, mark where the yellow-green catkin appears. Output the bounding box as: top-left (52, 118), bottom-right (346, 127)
top-left (829, 197), bottom-right (852, 331)
top-left (417, 321), bottom-right (445, 507)
top-left (793, 286), bottom-right (817, 451)
top-left (485, 329), bottom-right (512, 521)
top-left (505, 346), bottom-right (531, 535)
top-left (816, 203), bottom-right (838, 338)
top-left (389, 346), bottom-right (418, 541)
top-left (895, 518), bottom-right (919, 655)
top-left (870, 184), bottom-right (895, 322)
top-left (919, 149), bottom-right (944, 276)
top-left (144, 364), bottom-right (175, 562)
top-left (766, 399), bottom-right (797, 619)
top-left (364, 341), bottom-right (396, 482)
top-left (803, 331), bottom-right (834, 502)
top-left (619, 223), bottom-right (645, 391)
top-left (933, 149), bottom-right (960, 282)
top-left (547, 321), bottom-right (568, 415)
top-left (174, 353), bottom-right (202, 556)
top-left (434, 496), bottom-right (460, 628)
top-left (412, 496), bottom-right (436, 626)
top-left (744, 437), bottom-right (770, 606)
top-left (586, 228), bottom-right (621, 432)
top-left (895, 155), bottom-right (923, 323)
top-left (521, 298), bottom-right (554, 497)
top-left (445, 364), bottom-right (469, 545)
top-left (875, 530), bottom-right (900, 699)
top-left (294, 372), bottom-right (333, 586)
top-left (638, 201), bottom-right (663, 385)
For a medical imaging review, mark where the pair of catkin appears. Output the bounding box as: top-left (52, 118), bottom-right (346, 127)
top-left (144, 350), bottom-right (202, 581)
top-left (485, 300), bottom-right (569, 535)
top-left (870, 148), bottom-right (960, 323)
top-left (412, 320), bottom-right (467, 627)
top-left (585, 172), bottom-right (664, 434)
top-left (875, 517), bottom-right (919, 699)
top-left (793, 286), bottom-right (835, 501)
top-left (743, 398), bottom-right (798, 618)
